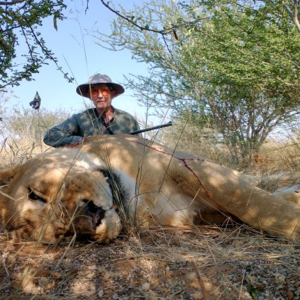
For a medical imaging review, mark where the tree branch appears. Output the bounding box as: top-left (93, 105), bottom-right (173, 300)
top-left (0, 0), bottom-right (25, 5)
top-left (26, 24), bottom-right (73, 82)
top-left (283, 2), bottom-right (300, 33)
top-left (100, 0), bottom-right (169, 34)
top-left (99, 0), bottom-right (205, 37)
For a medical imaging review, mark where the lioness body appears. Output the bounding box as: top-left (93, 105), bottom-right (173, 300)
top-left (1, 135), bottom-right (300, 243)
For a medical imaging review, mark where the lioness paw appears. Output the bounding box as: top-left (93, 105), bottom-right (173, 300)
top-left (93, 208), bottom-right (122, 244)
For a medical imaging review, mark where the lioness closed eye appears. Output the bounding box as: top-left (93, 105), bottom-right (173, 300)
top-left (1, 135), bottom-right (300, 244)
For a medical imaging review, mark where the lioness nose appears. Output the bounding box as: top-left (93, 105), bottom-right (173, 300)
top-left (82, 200), bottom-right (106, 228)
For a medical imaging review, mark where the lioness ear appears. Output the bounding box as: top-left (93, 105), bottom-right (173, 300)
top-left (0, 166), bottom-right (21, 186)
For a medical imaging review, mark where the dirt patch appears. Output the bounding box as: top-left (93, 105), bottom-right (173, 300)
top-left (0, 224), bottom-right (300, 299)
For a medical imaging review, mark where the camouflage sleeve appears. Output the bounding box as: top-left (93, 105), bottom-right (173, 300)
top-left (135, 122), bottom-right (143, 137)
top-left (124, 114), bottom-right (141, 135)
top-left (43, 114), bottom-right (83, 148)
top-left (133, 118), bottom-right (141, 131)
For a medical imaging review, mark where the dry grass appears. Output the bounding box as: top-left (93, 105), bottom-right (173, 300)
top-left (0, 138), bottom-right (47, 168)
top-left (1, 223), bottom-right (300, 299)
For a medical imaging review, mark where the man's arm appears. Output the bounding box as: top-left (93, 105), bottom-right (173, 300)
top-left (43, 115), bottom-right (83, 148)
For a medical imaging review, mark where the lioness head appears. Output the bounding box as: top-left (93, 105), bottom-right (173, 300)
top-left (0, 149), bottom-right (122, 244)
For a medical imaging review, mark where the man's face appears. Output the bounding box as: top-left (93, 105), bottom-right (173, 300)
top-left (88, 85), bottom-right (116, 112)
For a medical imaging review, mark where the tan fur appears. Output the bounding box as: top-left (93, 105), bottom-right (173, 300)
top-left (1, 135), bottom-right (300, 243)
top-left (0, 150), bottom-right (121, 243)
top-left (273, 184), bottom-right (300, 205)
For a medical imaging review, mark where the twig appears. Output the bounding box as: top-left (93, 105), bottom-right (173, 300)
top-left (191, 260), bottom-right (210, 300)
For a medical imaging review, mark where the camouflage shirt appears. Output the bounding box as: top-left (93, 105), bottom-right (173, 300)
top-left (43, 107), bottom-right (140, 147)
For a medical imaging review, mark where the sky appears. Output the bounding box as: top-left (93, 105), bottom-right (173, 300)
top-left (11, 0), bottom-right (165, 126)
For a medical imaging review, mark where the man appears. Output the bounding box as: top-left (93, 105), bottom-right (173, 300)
top-left (43, 74), bottom-right (140, 148)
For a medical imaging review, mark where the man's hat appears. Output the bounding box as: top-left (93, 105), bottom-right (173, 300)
top-left (76, 74), bottom-right (125, 98)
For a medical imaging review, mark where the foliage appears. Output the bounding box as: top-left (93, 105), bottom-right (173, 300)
top-left (98, 0), bottom-right (300, 164)
top-left (0, 0), bottom-right (73, 89)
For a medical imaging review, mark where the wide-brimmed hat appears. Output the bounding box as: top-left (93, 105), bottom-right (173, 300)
top-left (76, 74), bottom-right (125, 98)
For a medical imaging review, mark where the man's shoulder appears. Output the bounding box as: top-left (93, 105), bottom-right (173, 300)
top-left (72, 108), bottom-right (97, 118)
top-left (114, 108), bottom-right (136, 119)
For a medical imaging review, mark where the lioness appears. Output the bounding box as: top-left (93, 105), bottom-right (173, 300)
top-left (1, 135), bottom-right (300, 244)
